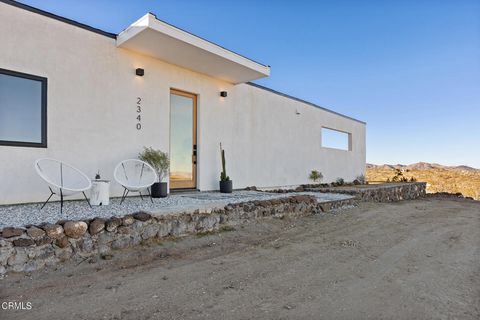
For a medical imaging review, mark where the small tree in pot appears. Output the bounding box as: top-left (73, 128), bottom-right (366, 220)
top-left (219, 143), bottom-right (232, 193)
top-left (139, 147), bottom-right (170, 198)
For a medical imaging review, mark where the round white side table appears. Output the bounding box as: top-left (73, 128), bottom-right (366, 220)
top-left (90, 179), bottom-right (110, 206)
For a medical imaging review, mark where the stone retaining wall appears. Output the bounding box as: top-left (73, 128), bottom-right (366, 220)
top-left (306, 182), bottom-right (427, 202)
top-left (0, 195), bottom-right (355, 274)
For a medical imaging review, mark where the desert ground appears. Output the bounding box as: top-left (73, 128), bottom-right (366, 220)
top-left (1, 197), bottom-right (479, 320)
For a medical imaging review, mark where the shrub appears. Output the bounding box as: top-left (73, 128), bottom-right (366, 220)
top-left (309, 170), bottom-right (323, 182)
top-left (138, 147), bottom-right (170, 182)
top-left (336, 178), bottom-right (345, 186)
top-left (391, 168), bottom-right (405, 182)
top-left (355, 174), bottom-right (366, 184)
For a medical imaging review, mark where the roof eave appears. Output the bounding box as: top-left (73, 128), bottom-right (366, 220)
top-left (117, 13), bottom-right (270, 84)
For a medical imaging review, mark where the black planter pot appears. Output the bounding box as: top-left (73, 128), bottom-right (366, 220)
top-left (219, 180), bottom-right (233, 193)
top-left (151, 182), bottom-right (168, 198)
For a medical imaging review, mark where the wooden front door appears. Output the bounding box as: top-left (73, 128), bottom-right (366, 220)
top-left (169, 89), bottom-right (197, 189)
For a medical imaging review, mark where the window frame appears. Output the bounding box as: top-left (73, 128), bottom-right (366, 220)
top-left (321, 127), bottom-right (352, 152)
top-left (0, 68), bottom-right (47, 148)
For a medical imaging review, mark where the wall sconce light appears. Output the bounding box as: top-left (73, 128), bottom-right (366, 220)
top-left (135, 68), bottom-right (145, 76)
top-left (220, 91), bottom-right (228, 97)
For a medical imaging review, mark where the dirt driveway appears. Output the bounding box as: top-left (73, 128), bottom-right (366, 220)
top-left (1, 197), bottom-right (479, 319)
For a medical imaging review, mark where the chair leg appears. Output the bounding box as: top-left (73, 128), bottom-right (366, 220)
top-left (120, 188), bottom-right (126, 204)
top-left (41, 190), bottom-right (54, 209)
top-left (120, 188), bottom-right (129, 205)
top-left (83, 191), bottom-right (92, 208)
top-left (60, 189), bottom-right (64, 214)
top-left (146, 188), bottom-right (153, 203)
top-left (139, 191), bottom-right (144, 201)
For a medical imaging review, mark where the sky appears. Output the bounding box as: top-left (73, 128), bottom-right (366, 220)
top-left (19, 0), bottom-right (480, 168)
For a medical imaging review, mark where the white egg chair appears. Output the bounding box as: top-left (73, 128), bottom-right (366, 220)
top-left (114, 159), bottom-right (157, 204)
top-left (34, 158), bottom-right (92, 213)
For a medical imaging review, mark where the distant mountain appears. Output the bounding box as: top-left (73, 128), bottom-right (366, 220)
top-left (453, 165), bottom-right (479, 172)
top-left (406, 162), bottom-right (443, 170)
top-left (367, 162), bottom-right (479, 172)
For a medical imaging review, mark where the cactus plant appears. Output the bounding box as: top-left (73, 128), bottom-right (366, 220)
top-left (219, 143), bottom-right (232, 193)
top-left (220, 143), bottom-right (230, 181)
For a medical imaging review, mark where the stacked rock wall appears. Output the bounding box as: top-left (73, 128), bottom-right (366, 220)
top-left (0, 195), bottom-right (355, 274)
top-left (306, 183), bottom-right (427, 202)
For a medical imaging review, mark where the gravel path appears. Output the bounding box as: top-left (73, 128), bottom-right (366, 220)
top-left (0, 191), bottom-right (352, 228)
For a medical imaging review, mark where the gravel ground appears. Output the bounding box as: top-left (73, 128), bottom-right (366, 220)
top-left (0, 191), bottom-right (352, 228)
top-left (1, 197), bottom-right (478, 319)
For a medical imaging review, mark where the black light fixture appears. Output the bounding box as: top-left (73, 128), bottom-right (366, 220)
top-left (220, 91), bottom-right (227, 97)
top-left (135, 68), bottom-right (145, 76)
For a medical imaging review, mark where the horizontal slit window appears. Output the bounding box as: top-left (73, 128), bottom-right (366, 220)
top-left (321, 127), bottom-right (351, 151)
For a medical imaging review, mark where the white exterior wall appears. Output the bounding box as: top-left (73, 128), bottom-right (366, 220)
top-left (0, 3), bottom-right (366, 205)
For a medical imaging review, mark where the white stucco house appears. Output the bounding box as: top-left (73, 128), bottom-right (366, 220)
top-left (0, 0), bottom-right (366, 205)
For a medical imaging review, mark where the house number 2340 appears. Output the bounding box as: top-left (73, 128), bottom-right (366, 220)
top-left (136, 97), bottom-right (142, 130)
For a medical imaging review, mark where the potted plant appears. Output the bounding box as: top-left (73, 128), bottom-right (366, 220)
top-left (139, 147), bottom-right (170, 198)
top-left (219, 143), bottom-right (232, 193)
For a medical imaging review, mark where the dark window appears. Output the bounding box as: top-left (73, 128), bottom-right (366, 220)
top-left (0, 68), bottom-right (47, 147)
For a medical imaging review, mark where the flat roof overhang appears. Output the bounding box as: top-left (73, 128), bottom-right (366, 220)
top-left (117, 13), bottom-right (270, 84)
